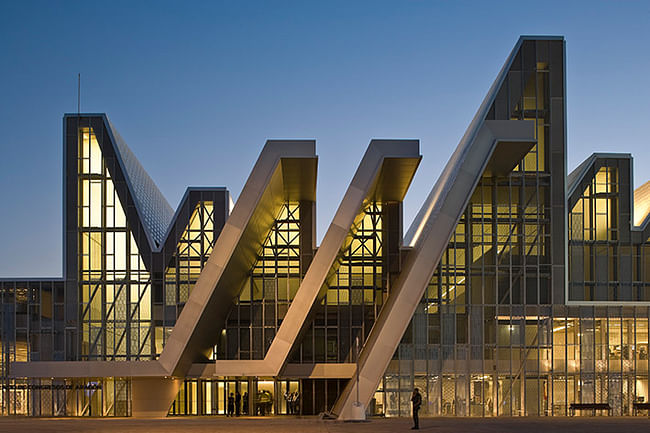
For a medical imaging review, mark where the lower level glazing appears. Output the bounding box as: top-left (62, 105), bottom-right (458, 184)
top-left (0, 378), bottom-right (129, 416)
top-left (379, 306), bottom-right (650, 417)
top-left (5, 308), bottom-right (647, 417)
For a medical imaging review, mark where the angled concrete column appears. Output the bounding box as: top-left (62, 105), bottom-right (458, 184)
top-left (213, 140), bottom-right (420, 378)
top-left (159, 140), bottom-right (317, 376)
top-left (131, 377), bottom-right (182, 418)
top-left (333, 119), bottom-right (536, 420)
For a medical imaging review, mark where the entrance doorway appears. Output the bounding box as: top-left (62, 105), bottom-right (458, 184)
top-left (170, 378), bottom-right (302, 416)
top-left (278, 380), bottom-right (300, 414)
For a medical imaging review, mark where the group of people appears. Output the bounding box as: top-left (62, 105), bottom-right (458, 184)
top-left (283, 391), bottom-right (300, 414)
top-left (256, 390), bottom-right (273, 416)
top-left (225, 389), bottom-right (299, 416)
top-left (226, 391), bottom-right (249, 417)
top-left (224, 386), bottom-right (418, 425)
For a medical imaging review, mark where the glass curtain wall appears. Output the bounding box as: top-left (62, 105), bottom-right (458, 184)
top-left (157, 200), bottom-right (218, 354)
top-left (77, 127), bottom-right (152, 360)
top-left (381, 39), bottom-right (563, 417)
top-left (0, 280), bottom-right (64, 415)
top-left (220, 202), bottom-right (302, 360)
top-left (569, 160), bottom-right (650, 302)
top-left (0, 280), bottom-right (132, 416)
top-left (170, 202), bottom-right (305, 415)
top-left (1, 118), bottom-right (229, 417)
top-left (291, 202), bottom-right (385, 364)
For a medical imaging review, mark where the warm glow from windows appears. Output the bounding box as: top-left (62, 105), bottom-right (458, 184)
top-left (77, 127), bottom-right (152, 360)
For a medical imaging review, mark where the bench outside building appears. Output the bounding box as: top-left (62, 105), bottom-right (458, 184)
top-left (569, 403), bottom-right (611, 416)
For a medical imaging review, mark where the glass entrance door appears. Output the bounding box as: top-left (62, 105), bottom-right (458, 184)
top-left (278, 380), bottom-right (300, 414)
top-left (254, 380), bottom-right (275, 415)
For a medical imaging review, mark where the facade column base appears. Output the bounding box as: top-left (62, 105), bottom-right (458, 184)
top-left (131, 377), bottom-right (182, 418)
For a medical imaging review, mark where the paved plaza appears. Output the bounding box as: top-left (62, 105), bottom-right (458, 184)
top-left (0, 416), bottom-right (649, 433)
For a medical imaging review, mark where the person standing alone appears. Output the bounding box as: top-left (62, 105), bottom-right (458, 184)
top-left (411, 388), bottom-right (421, 430)
top-left (227, 392), bottom-right (235, 417)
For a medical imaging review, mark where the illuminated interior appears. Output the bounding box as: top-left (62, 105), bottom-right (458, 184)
top-left (292, 202), bottom-right (386, 364)
top-left (220, 202), bottom-right (302, 360)
top-left (158, 200), bottom-right (217, 354)
top-left (78, 127), bottom-right (152, 360)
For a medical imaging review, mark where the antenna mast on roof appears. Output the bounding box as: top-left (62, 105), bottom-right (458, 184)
top-left (77, 73), bottom-right (81, 116)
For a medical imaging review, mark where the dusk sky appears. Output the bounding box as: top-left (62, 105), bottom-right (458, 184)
top-left (0, 1), bottom-right (648, 277)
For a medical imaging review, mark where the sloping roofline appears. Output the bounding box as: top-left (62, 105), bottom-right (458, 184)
top-left (334, 35), bottom-right (551, 419)
top-left (404, 35), bottom-right (564, 246)
top-left (568, 152), bottom-right (650, 231)
top-left (64, 113), bottom-right (175, 250)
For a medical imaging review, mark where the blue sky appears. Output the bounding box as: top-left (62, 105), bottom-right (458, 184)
top-left (0, 1), bottom-right (648, 276)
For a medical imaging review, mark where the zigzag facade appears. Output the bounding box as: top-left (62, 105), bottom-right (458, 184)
top-left (2, 36), bottom-right (650, 418)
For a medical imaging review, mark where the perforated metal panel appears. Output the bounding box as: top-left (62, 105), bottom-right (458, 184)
top-left (106, 118), bottom-right (174, 248)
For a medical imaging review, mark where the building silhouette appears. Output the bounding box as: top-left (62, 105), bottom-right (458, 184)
top-left (2, 36), bottom-right (649, 418)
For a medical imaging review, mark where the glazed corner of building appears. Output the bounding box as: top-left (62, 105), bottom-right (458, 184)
top-left (4, 34), bottom-right (650, 418)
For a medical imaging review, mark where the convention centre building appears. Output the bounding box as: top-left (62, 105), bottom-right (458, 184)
top-left (2, 36), bottom-right (650, 418)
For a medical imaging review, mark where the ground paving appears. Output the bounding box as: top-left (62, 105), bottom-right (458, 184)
top-left (0, 416), bottom-right (649, 433)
